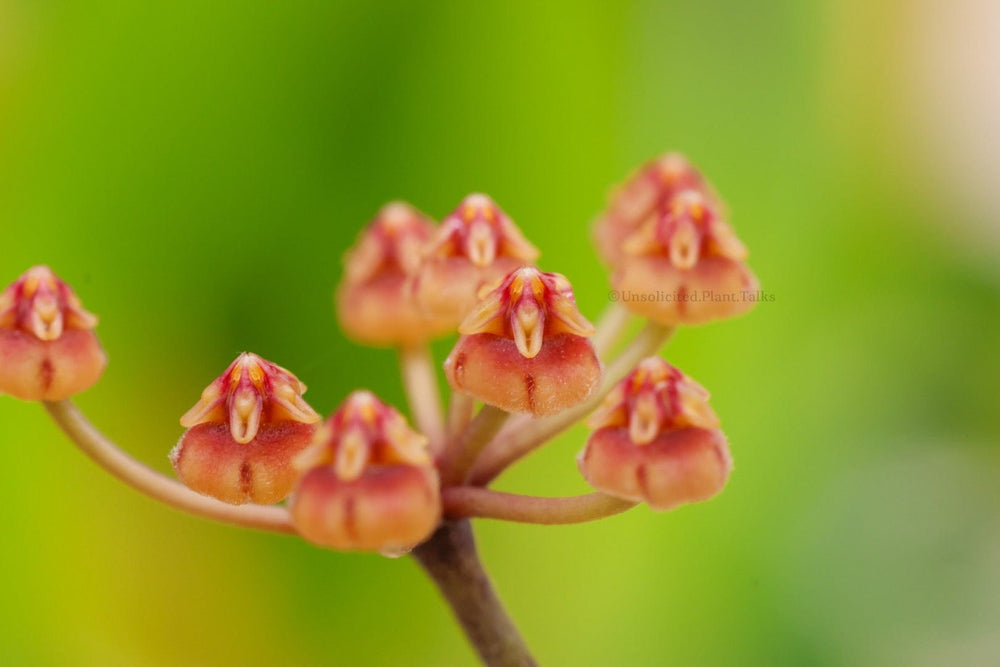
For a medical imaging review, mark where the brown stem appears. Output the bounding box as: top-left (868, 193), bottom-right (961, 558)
top-left (443, 487), bottom-right (636, 525)
top-left (412, 520), bottom-right (538, 667)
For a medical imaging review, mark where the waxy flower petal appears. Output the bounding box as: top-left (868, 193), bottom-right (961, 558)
top-left (594, 153), bottom-right (716, 266)
top-left (579, 427), bottom-right (731, 511)
top-left (290, 391), bottom-right (440, 552)
top-left (579, 358), bottom-right (732, 511)
top-left (414, 194), bottom-right (540, 327)
top-left (170, 421), bottom-right (317, 506)
top-left (444, 267), bottom-right (601, 415)
top-left (292, 464), bottom-right (439, 553)
top-left (613, 190), bottom-right (759, 325)
top-left (336, 202), bottom-right (448, 346)
top-left (171, 352), bottom-right (320, 505)
top-left (0, 266), bottom-right (106, 401)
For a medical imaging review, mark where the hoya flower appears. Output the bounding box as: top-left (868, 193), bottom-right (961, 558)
top-left (290, 391), bottom-right (440, 552)
top-left (444, 267), bottom-right (601, 416)
top-left (171, 353), bottom-right (320, 505)
top-left (0, 266), bottom-right (106, 401)
top-left (612, 189), bottom-right (759, 325)
top-left (594, 152), bottom-right (715, 266)
top-left (414, 194), bottom-right (540, 327)
top-left (578, 357), bottom-right (731, 511)
top-left (336, 202), bottom-right (448, 346)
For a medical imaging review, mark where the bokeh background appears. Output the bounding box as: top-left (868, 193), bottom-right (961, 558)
top-left (2, 1), bottom-right (998, 665)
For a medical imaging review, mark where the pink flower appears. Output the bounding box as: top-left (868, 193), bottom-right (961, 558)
top-left (445, 267), bottom-right (601, 416)
top-left (171, 353), bottom-right (320, 504)
top-left (612, 190), bottom-right (759, 325)
top-left (0, 266), bottom-right (106, 401)
top-left (594, 153), bottom-right (716, 266)
top-left (578, 357), bottom-right (732, 511)
top-left (336, 201), bottom-right (448, 346)
top-left (290, 391), bottom-right (440, 552)
top-left (414, 194), bottom-right (539, 328)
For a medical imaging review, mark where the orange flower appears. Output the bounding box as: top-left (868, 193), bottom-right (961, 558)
top-left (0, 266), bottom-right (106, 401)
top-left (578, 357), bottom-right (731, 511)
top-left (612, 190), bottom-right (759, 325)
top-left (171, 353), bottom-right (320, 505)
top-left (444, 267), bottom-right (601, 416)
top-left (414, 194), bottom-right (539, 328)
top-left (290, 391), bottom-right (440, 552)
top-left (336, 202), bottom-right (447, 346)
top-left (594, 153), bottom-right (715, 266)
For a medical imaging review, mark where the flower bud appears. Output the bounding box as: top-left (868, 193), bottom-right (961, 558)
top-left (414, 194), bottom-right (540, 327)
top-left (612, 190), bottom-right (759, 325)
top-left (578, 357), bottom-right (731, 511)
top-left (0, 266), bottom-right (106, 401)
top-left (290, 391), bottom-right (440, 552)
top-left (171, 353), bottom-right (320, 505)
top-left (444, 267), bottom-right (601, 416)
top-left (336, 202), bottom-right (447, 346)
top-left (594, 153), bottom-right (715, 266)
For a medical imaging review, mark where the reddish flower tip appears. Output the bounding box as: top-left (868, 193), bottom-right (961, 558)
top-left (171, 353), bottom-right (320, 505)
top-left (290, 391), bottom-right (440, 552)
top-left (0, 266), bottom-right (106, 401)
top-left (613, 190), bottom-right (759, 325)
top-left (579, 357), bottom-right (732, 511)
top-left (336, 202), bottom-right (449, 346)
top-left (444, 267), bottom-right (601, 416)
top-left (414, 194), bottom-right (540, 327)
top-left (594, 153), bottom-right (716, 266)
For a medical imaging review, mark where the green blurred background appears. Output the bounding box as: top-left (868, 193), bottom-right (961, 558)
top-left (2, 1), bottom-right (998, 665)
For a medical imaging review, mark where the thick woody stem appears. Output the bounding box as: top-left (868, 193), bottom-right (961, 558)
top-left (442, 488), bottom-right (636, 525)
top-left (412, 520), bottom-right (538, 667)
top-left (399, 344), bottom-right (446, 451)
top-left (42, 400), bottom-right (295, 534)
top-left (469, 322), bottom-right (675, 485)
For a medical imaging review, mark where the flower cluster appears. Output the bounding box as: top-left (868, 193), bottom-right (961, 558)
top-left (1, 151), bottom-right (758, 556)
